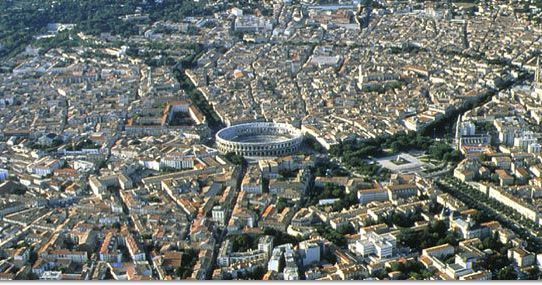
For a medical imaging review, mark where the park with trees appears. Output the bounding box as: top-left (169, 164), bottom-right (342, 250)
top-left (329, 132), bottom-right (461, 178)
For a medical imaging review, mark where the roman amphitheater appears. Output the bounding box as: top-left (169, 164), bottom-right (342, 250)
top-left (215, 122), bottom-right (303, 157)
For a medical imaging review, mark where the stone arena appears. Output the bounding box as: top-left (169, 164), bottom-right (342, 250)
top-left (215, 122), bottom-right (303, 157)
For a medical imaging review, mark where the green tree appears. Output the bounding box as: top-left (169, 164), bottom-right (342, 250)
top-left (337, 223), bottom-right (355, 235)
top-left (526, 266), bottom-right (541, 280)
top-left (497, 266), bottom-right (518, 280)
top-left (224, 152), bottom-right (245, 166)
top-left (276, 198), bottom-right (288, 212)
top-left (263, 228), bottom-right (300, 246)
top-left (231, 234), bottom-right (255, 252)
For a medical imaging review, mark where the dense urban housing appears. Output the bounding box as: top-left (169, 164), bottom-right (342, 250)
top-left (0, 0), bottom-right (541, 281)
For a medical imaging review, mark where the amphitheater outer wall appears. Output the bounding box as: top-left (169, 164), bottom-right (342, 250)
top-left (215, 122), bottom-right (303, 157)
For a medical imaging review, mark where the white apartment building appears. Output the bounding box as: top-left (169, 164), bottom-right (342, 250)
top-left (298, 240), bottom-right (320, 267)
top-left (349, 231), bottom-right (396, 259)
top-left (26, 157), bottom-right (63, 177)
top-left (212, 206), bottom-right (226, 226)
top-left (229, 250), bottom-right (268, 265)
top-left (234, 15), bottom-right (273, 33)
top-left (357, 188), bottom-right (389, 204)
top-left (39, 271), bottom-right (62, 280)
top-left (161, 155), bottom-right (195, 170)
top-left (258, 235), bottom-right (274, 255)
top-left (284, 267), bottom-right (299, 280)
top-left (488, 186), bottom-right (539, 224)
top-left (513, 131), bottom-right (538, 151)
